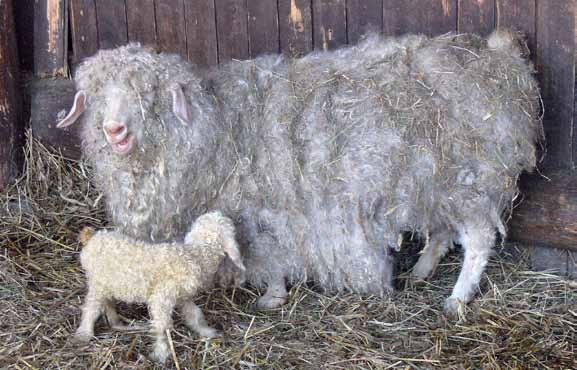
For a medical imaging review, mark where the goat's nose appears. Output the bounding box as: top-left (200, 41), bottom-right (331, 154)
top-left (103, 121), bottom-right (126, 137)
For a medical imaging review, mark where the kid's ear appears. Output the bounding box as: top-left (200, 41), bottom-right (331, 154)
top-left (57, 91), bottom-right (87, 128)
top-left (170, 84), bottom-right (193, 125)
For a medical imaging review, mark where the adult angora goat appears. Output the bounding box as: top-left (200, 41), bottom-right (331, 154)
top-left (58, 30), bottom-right (542, 315)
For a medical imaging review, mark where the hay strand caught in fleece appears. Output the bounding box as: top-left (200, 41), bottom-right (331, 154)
top-left (0, 133), bottom-right (574, 369)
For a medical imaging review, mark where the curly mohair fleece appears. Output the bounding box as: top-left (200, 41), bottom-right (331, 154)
top-left (74, 211), bottom-right (244, 363)
top-left (67, 30), bottom-right (542, 312)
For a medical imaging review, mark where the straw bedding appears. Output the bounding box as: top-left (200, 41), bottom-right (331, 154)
top-left (1, 134), bottom-right (574, 369)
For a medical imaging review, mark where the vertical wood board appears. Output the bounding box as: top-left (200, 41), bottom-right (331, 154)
top-left (383, 0), bottom-right (457, 36)
top-left (247, 0), bottom-right (280, 56)
top-left (312, 0), bottom-right (347, 50)
top-left (278, 0), bottom-right (313, 56)
top-left (347, 0), bottom-right (383, 44)
top-left (215, 0), bottom-right (249, 61)
top-left (155, 0), bottom-right (187, 56)
top-left (495, 0), bottom-right (536, 58)
top-left (185, 0), bottom-right (218, 66)
top-left (535, 0), bottom-right (576, 169)
top-left (458, 0), bottom-right (495, 36)
top-left (33, 0), bottom-right (68, 76)
top-left (69, 0), bottom-right (99, 63)
top-left (126, 0), bottom-right (156, 46)
top-left (94, 0), bottom-right (128, 49)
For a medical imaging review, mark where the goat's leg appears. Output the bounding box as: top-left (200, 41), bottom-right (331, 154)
top-left (256, 276), bottom-right (288, 309)
top-left (412, 230), bottom-right (452, 280)
top-left (179, 299), bottom-right (220, 338)
top-left (74, 287), bottom-right (103, 343)
top-left (445, 220), bottom-right (495, 318)
top-left (148, 294), bottom-right (176, 364)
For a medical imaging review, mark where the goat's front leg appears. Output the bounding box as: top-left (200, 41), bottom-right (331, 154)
top-left (148, 294), bottom-right (176, 364)
top-left (74, 287), bottom-right (104, 343)
top-left (412, 230), bottom-right (453, 280)
top-left (445, 220), bottom-right (494, 318)
top-left (257, 276), bottom-right (288, 309)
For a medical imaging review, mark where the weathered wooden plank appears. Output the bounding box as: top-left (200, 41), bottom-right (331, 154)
top-left (247, 0), bottom-right (280, 56)
top-left (155, 0), bottom-right (187, 56)
top-left (30, 79), bottom-right (82, 159)
top-left (185, 0), bottom-right (217, 66)
top-left (126, 0), bottom-right (156, 46)
top-left (535, 0), bottom-right (575, 169)
top-left (383, 0), bottom-right (457, 36)
top-left (0, 0), bottom-right (23, 190)
top-left (278, 0), bottom-right (313, 56)
top-left (495, 0), bottom-right (536, 56)
top-left (347, 0), bottom-right (382, 44)
top-left (13, 0), bottom-right (34, 71)
top-left (69, 0), bottom-right (99, 63)
top-left (94, 0), bottom-right (128, 49)
top-left (529, 246), bottom-right (569, 276)
top-left (458, 0), bottom-right (495, 36)
top-left (33, 0), bottom-right (68, 76)
top-left (215, 0), bottom-right (249, 61)
top-left (312, 0), bottom-right (347, 50)
top-left (509, 172), bottom-right (577, 252)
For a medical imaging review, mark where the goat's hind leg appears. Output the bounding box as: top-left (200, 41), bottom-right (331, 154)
top-left (74, 287), bottom-right (104, 343)
top-left (412, 230), bottom-right (452, 280)
top-left (445, 220), bottom-right (495, 318)
top-left (179, 299), bottom-right (220, 338)
top-left (257, 276), bottom-right (288, 309)
top-left (148, 294), bottom-right (176, 363)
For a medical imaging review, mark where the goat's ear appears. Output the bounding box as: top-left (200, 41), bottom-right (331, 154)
top-left (57, 91), bottom-right (86, 128)
top-left (171, 84), bottom-right (193, 125)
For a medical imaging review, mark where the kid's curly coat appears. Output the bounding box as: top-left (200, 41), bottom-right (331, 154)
top-left (59, 30), bottom-right (542, 314)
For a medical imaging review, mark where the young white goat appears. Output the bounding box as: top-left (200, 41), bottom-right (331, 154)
top-left (73, 211), bottom-right (245, 363)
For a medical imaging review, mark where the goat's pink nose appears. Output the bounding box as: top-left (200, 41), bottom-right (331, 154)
top-left (103, 122), bottom-right (126, 136)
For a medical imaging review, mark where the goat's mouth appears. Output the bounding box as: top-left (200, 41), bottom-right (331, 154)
top-left (109, 133), bottom-right (134, 155)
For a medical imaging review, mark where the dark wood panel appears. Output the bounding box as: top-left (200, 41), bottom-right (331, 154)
top-left (312, 0), bottom-right (347, 50)
top-left (535, 0), bottom-right (575, 169)
top-left (509, 172), bottom-right (577, 252)
top-left (70, 0), bottom-right (99, 63)
top-left (155, 0), bottom-right (187, 56)
top-left (278, 0), bottom-right (313, 56)
top-left (247, 0), bottom-right (280, 56)
top-left (30, 79), bottom-right (82, 159)
top-left (185, 0), bottom-right (218, 66)
top-left (495, 0), bottom-right (536, 58)
top-left (458, 0), bottom-right (495, 36)
top-left (0, 0), bottom-right (23, 190)
top-left (126, 0), bottom-right (156, 46)
top-left (215, 0), bottom-right (249, 61)
top-left (95, 0), bottom-right (128, 49)
top-left (347, 0), bottom-right (382, 44)
top-left (383, 0), bottom-right (457, 36)
top-left (13, 0), bottom-right (34, 71)
top-left (33, 0), bottom-right (68, 76)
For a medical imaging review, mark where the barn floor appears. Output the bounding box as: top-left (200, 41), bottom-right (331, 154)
top-left (1, 135), bottom-right (575, 370)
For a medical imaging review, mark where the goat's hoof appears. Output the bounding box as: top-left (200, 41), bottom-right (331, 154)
top-left (444, 297), bottom-right (466, 321)
top-left (256, 295), bottom-right (287, 310)
top-left (199, 327), bottom-right (222, 339)
top-left (71, 332), bottom-right (92, 344)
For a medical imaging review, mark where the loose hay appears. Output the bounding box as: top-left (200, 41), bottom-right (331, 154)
top-left (1, 134), bottom-right (575, 369)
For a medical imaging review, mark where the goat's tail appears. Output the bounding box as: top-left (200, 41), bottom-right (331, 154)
top-left (78, 226), bottom-right (96, 246)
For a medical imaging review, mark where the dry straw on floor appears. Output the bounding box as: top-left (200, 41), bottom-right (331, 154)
top-left (1, 134), bottom-right (575, 369)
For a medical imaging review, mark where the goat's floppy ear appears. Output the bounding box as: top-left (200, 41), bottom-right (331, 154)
top-left (57, 91), bottom-right (87, 128)
top-left (171, 84), bottom-right (193, 125)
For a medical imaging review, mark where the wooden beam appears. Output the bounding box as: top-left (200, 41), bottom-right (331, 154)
top-left (215, 0), bottom-right (249, 62)
top-left (495, 0), bottom-right (536, 58)
top-left (33, 0), bottom-right (68, 76)
top-left (69, 0), bottom-right (99, 63)
top-left (0, 0), bottom-right (23, 190)
top-left (247, 0), bottom-right (280, 57)
top-left (535, 0), bottom-right (576, 170)
top-left (155, 0), bottom-right (187, 57)
top-left (346, 0), bottom-right (383, 44)
top-left (95, 0), bottom-right (128, 50)
top-left (458, 0), bottom-right (495, 36)
top-left (126, 0), bottom-right (156, 47)
top-left (312, 0), bottom-right (347, 50)
top-left (509, 172), bottom-right (577, 252)
top-left (383, 0), bottom-right (457, 37)
top-left (278, 0), bottom-right (313, 57)
top-left (185, 0), bottom-right (218, 66)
